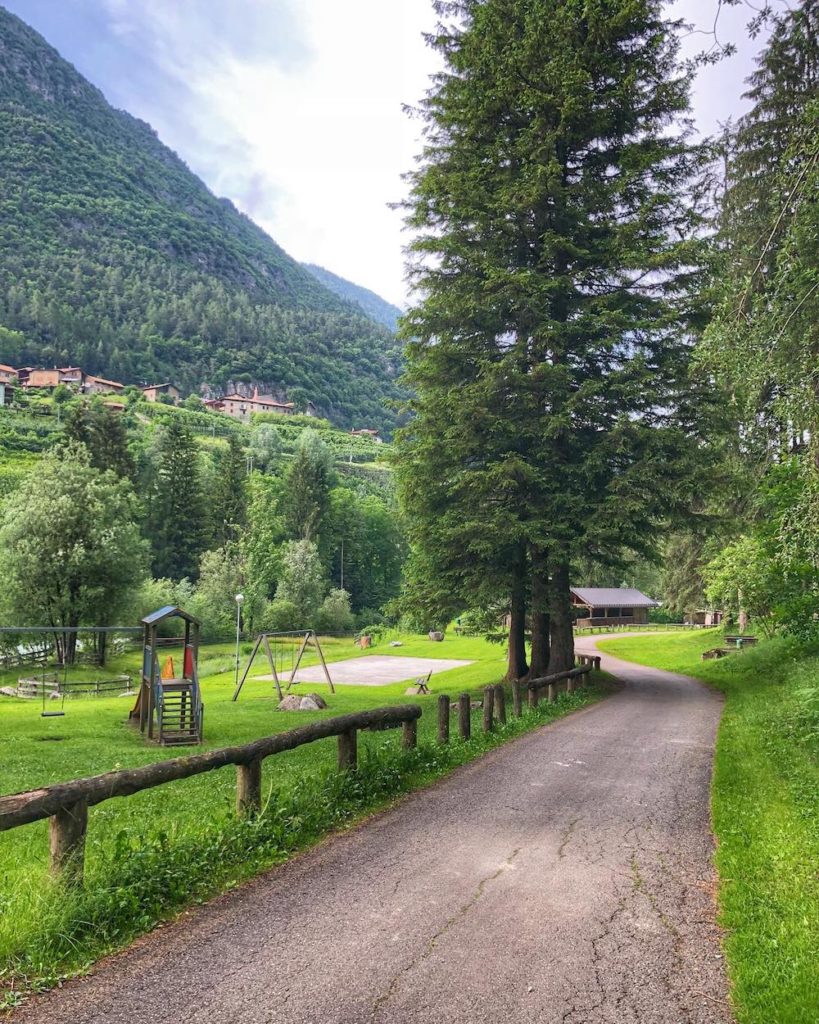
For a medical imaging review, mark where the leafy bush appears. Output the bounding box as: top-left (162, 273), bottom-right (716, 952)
top-left (314, 589), bottom-right (354, 634)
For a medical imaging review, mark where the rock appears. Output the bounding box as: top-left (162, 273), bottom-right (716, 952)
top-left (277, 695), bottom-right (303, 711)
top-left (428, 631), bottom-right (444, 642)
top-left (49, 691), bottom-right (62, 700)
top-left (299, 696), bottom-right (321, 711)
top-left (389, 640), bottom-right (403, 647)
top-left (304, 692), bottom-right (328, 709)
top-left (0, 686), bottom-right (18, 698)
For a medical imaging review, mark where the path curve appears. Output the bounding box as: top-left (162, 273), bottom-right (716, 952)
top-left (13, 635), bottom-right (733, 1024)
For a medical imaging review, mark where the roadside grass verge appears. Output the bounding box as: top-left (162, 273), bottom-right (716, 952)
top-left (597, 631), bottom-right (819, 1024)
top-left (0, 635), bottom-right (609, 1007)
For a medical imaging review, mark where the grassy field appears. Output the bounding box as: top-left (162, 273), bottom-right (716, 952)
top-left (597, 630), bottom-right (819, 1024)
top-left (0, 632), bottom-right (606, 1004)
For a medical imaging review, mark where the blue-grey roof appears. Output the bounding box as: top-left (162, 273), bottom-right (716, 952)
top-left (141, 605), bottom-right (200, 626)
top-left (571, 587), bottom-right (659, 608)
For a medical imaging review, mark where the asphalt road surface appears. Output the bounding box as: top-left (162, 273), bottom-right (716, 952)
top-left (15, 636), bottom-right (733, 1024)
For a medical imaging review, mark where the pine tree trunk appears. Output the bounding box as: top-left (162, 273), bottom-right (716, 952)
top-left (547, 560), bottom-right (574, 674)
top-left (504, 554), bottom-right (529, 682)
top-left (525, 548), bottom-right (550, 680)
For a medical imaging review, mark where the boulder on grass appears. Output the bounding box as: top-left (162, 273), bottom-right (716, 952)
top-left (299, 696), bottom-right (321, 711)
top-left (428, 631), bottom-right (444, 642)
top-left (303, 692), bottom-right (328, 709)
top-left (278, 694), bottom-right (303, 711)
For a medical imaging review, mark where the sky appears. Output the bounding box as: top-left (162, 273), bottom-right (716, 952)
top-left (4, 1), bottom-right (776, 308)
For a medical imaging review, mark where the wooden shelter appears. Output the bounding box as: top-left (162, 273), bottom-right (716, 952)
top-left (130, 606), bottom-right (204, 746)
top-left (571, 587), bottom-right (659, 628)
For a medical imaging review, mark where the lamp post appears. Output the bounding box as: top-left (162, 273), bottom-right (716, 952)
top-left (234, 593), bottom-right (245, 688)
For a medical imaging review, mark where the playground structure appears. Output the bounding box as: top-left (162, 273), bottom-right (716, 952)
top-left (130, 606), bottom-right (204, 746)
top-left (232, 630), bottom-right (334, 702)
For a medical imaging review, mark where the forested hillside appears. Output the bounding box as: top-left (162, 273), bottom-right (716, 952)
top-left (0, 7), bottom-right (401, 430)
top-left (302, 263), bottom-right (404, 332)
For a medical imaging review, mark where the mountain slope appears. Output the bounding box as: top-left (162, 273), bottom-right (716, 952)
top-left (303, 263), bottom-right (404, 332)
top-left (0, 7), bottom-right (401, 429)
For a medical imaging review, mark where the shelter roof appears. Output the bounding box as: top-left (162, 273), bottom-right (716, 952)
top-left (570, 587), bottom-right (659, 608)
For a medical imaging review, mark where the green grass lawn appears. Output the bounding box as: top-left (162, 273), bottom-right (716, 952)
top-left (597, 630), bottom-right (819, 1024)
top-left (0, 631), bottom-right (607, 1004)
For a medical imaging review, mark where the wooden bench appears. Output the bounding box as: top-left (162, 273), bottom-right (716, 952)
top-left (405, 671), bottom-right (432, 695)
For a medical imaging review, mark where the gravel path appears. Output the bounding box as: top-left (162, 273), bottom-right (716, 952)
top-left (14, 636), bottom-right (733, 1023)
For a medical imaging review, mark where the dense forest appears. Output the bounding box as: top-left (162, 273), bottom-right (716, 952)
top-left (0, 7), bottom-right (402, 431)
top-left (0, 394), bottom-right (404, 650)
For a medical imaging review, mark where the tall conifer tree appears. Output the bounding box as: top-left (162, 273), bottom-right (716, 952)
top-left (398, 0), bottom-right (706, 673)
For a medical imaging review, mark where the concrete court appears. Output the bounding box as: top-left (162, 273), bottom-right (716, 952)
top-left (286, 654), bottom-right (474, 686)
top-left (13, 635), bottom-right (733, 1024)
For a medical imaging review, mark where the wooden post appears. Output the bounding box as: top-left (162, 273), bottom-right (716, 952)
top-left (482, 685), bottom-right (494, 732)
top-left (528, 684), bottom-right (538, 709)
top-left (567, 676), bottom-right (575, 693)
top-left (437, 695), bottom-right (450, 744)
top-left (458, 693), bottom-right (471, 740)
top-left (547, 682), bottom-right (556, 703)
top-left (594, 656), bottom-right (601, 670)
top-left (337, 728), bottom-right (357, 771)
top-left (512, 679), bottom-right (522, 718)
top-left (236, 757), bottom-right (262, 816)
top-left (402, 719), bottom-right (417, 750)
top-left (494, 684), bottom-right (506, 725)
top-left (49, 799), bottom-right (88, 883)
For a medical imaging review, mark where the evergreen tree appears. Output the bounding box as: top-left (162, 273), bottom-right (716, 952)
top-left (213, 434), bottom-right (248, 546)
top-left (398, 0), bottom-right (708, 674)
top-left (64, 398), bottom-right (135, 478)
top-left (283, 430), bottom-right (334, 545)
top-left (150, 419), bottom-right (208, 581)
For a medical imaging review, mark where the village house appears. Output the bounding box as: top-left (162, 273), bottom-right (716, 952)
top-left (220, 387), bottom-right (295, 421)
top-left (350, 428), bottom-right (382, 443)
top-left (570, 587), bottom-right (659, 628)
top-left (21, 366), bottom-right (85, 390)
top-left (84, 374), bottom-right (125, 396)
top-left (0, 381), bottom-right (12, 407)
top-left (0, 364), bottom-right (17, 385)
top-left (142, 383), bottom-right (181, 404)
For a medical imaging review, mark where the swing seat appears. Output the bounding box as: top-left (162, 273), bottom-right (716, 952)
top-left (41, 711), bottom-right (65, 717)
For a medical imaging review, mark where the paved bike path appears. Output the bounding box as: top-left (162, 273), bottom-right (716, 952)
top-left (15, 636), bottom-right (733, 1023)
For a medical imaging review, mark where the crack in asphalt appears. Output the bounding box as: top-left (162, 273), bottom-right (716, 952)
top-left (370, 847), bottom-right (522, 1019)
top-left (557, 817), bottom-right (580, 860)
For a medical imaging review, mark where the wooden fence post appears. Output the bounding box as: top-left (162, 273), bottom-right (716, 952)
top-left (236, 757), bottom-right (262, 816)
top-left (437, 695), bottom-right (450, 744)
top-left (402, 719), bottom-right (417, 750)
top-left (483, 685), bottom-right (494, 732)
top-left (494, 684), bottom-right (506, 725)
top-left (594, 656), bottom-right (601, 671)
top-left (528, 684), bottom-right (538, 710)
top-left (512, 679), bottom-right (522, 718)
top-left (567, 676), bottom-right (575, 693)
top-left (547, 682), bottom-right (556, 703)
top-left (49, 799), bottom-right (88, 884)
top-left (337, 729), bottom-right (358, 771)
top-left (458, 693), bottom-right (471, 740)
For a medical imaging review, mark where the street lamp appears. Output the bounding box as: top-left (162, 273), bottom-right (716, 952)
top-left (234, 593), bottom-right (245, 688)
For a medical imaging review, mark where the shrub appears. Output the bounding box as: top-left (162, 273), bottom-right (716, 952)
top-left (314, 589), bottom-right (355, 634)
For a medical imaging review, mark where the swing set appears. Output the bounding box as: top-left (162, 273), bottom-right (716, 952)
top-left (232, 630), bottom-right (334, 702)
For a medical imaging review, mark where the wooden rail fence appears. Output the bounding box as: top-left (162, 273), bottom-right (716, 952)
top-left (0, 656), bottom-right (601, 884)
